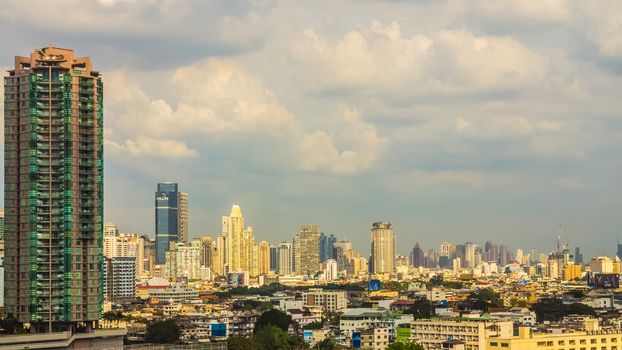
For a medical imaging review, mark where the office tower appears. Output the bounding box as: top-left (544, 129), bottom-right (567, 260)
top-left (426, 249), bottom-right (439, 268)
top-left (439, 256), bottom-right (451, 269)
top-left (465, 242), bottom-right (476, 268)
top-left (455, 244), bottom-right (466, 262)
top-left (319, 232), bottom-right (337, 263)
top-left (370, 221), bottom-right (395, 274)
top-left (530, 246), bottom-right (538, 265)
top-left (334, 241), bottom-right (353, 272)
top-left (575, 247), bottom-right (583, 265)
top-left (617, 240), bottom-right (622, 260)
top-left (499, 245), bottom-right (511, 266)
top-left (218, 204), bottom-right (255, 275)
top-left (440, 242), bottom-right (455, 259)
top-left (439, 242), bottom-right (454, 268)
top-left (324, 259), bottom-right (338, 280)
top-left (257, 241), bottom-right (270, 275)
top-left (198, 236), bottom-right (214, 268)
top-left (294, 225), bottom-right (321, 275)
top-left (515, 249), bottom-right (524, 264)
top-left (4, 47), bottom-right (103, 332)
top-left (269, 245), bottom-right (278, 272)
top-left (103, 223), bottom-right (118, 258)
top-left (165, 241), bottom-right (201, 280)
top-left (142, 236), bottom-right (155, 277)
top-left (103, 257), bottom-right (136, 302)
top-left (155, 182), bottom-right (187, 264)
top-left (411, 242), bottom-right (425, 268)
top-left (278, 242), bottom-right (293, 275)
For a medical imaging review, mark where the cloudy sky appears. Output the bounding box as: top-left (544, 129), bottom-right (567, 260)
top-left (1, 0), bottom-right (622, 258)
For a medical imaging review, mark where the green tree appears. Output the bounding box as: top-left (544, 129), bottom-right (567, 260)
top-left (565, 290), bottom-right (586, 298)
top-left (405, 299), bottom-right (433, 319)
top-left (316, 336), bottom-right (338, 350)
top-left (145, 319), bottom-right (180, 344)
top-left (304, 320), bottom-right (325, 330)
top-left (255, 309), bottom-right (292, 333)
top-left (387, 340), bottom-right (425, 350)
top-left (0, 313), bottom-right (21, 334)
top-left (252, 326), bottom-right (307, 350)
top-left (532, 298), bottom-right (596, 322)
top-left (228, 336), bottom-right (261, 350)
top-left (102, 311), bottom-right (115, 328)
top-left (468, 288), bottom-right (503, 311)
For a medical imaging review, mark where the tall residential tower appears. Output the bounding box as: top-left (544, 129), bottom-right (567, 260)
top-left (217, 205), bottom-right (255, 275)
top-left (370, 221), bottom-right (395, 275)
top-left (4, 47), bottom-right (104, 332)
top-left (294, 225), bottom-right (320, 275)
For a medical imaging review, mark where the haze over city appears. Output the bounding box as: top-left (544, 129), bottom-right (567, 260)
top-left (1, 0), bottom-right (622, 258)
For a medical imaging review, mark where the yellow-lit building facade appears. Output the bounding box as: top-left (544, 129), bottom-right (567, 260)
top-left (487, 321), bottom-right (622, 350)
top-left (563, 263), bottom-right (582, 281)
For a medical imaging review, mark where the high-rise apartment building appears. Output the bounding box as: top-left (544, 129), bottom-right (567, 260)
top-left (165, 241), bottom-right (201, 280)
top-left (465, 242), bottom-right (477, 268)
top-left (319, 232), bottom-right (336, 263)
top-left (4, 47), bottom-right (104, 332)
top-left (370, 222), bottom-right (395, 274)
top-left (257, 241), bottom-right (270, 275)
top-left (198, 236), bottom-right (214, 268)
top-left (155, 182), bottom-right (188, 264)
top-left (334, 241), bottom-right (353, 272)
top-left (294, 225), bottom-right (320, 275)
top-left (142, 235), bottom-right (155, 277)
top-left (103, 223), bottom-right (118, 258)
top-left (278, 242), bottom-right (293, 275)
top-left (217, 205), bottom-right (255, 275)
top-left (103, 257), bottom-right (136, 302)
top-left (324, 259), bottom-right (338, 281)
top-left (178, 192), bottom-right (188, 243)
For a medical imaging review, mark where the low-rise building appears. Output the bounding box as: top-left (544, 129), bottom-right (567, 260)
top-left (340, 308), bottom-right (414, 341)
top-left (148, 285), bottom-right (199, 303)
top-left (487, 319), bottom-right (622, 350)
top-left (361, 327), bottom-right (390, 350)
top-left (302, 288), bottom-right (347, 312)
top-left (411, 316), bottom-right (513, 350)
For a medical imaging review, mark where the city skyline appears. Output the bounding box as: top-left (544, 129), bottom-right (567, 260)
top-left (105, 198), bottom-right (614, 261)
top-left (1, 1), bottom-right (622, 259)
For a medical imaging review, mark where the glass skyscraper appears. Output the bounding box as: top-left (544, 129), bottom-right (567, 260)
top-left (155, 183), bottom-right (188, 264)
top-left (319, 232), bottom-right (336, 263)
top-left (4, 47), bottom-right (103, 332)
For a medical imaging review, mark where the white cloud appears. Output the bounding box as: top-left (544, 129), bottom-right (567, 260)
top-left (105, 59), bottom-right (384, 173)
top-left (292, 21), bottom-right (547, 93)
top-left (124, 136), bottom-right (198, 158)
top-left (298, 105), bottom-right (385, 174)
top-left (580, 1), bottom-right (622, 58)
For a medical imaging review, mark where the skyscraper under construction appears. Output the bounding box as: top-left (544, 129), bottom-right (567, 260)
top-left (4, 46), bottom-right (103, 332)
